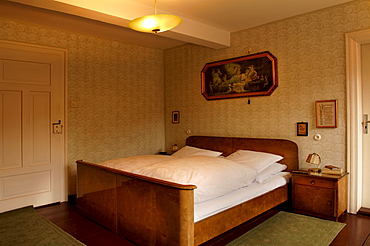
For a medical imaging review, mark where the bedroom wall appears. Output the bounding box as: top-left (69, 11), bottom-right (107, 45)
top-left (164, 0), bottom-right (370, 169)
top-left (2, 0), bottom-right (370, 196)
top-left (0, 11), bottom-right (166, 194)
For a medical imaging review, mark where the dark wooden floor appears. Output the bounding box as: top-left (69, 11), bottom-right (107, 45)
top-left (36, 202), bottom-right (370, 246)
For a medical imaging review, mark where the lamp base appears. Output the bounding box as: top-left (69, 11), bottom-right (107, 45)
top-left (308, 168), bottom-right (321, 175)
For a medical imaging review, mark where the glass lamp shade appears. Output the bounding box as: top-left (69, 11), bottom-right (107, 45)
top-left (129, 14), bottom-right (182, 33)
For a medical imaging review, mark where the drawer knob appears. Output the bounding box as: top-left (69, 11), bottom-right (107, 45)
top-left (310, 180), bottom-right (315, 185)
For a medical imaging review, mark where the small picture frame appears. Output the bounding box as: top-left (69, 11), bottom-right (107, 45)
top-left (172, 111), bottom-right (180, 124)
top-left (297, 122), bottom-right (308, 136)
top-left (315, 100), bottom-right (338, 128)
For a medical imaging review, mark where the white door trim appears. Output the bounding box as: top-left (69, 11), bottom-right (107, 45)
top-left (345, 29), bottom-right (370, 213)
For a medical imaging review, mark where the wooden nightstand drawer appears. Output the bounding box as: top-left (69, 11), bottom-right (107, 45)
top-left (293, 176), bottom-right (335, 189)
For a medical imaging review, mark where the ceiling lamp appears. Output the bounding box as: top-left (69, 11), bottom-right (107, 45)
top-left (128, 0), bottom-right (182, 33)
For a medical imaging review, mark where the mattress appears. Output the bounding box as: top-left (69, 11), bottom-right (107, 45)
top-left (194, 172), bottom-right (290, 222)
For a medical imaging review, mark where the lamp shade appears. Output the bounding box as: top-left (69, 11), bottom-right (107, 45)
top-left (129, 14), bottom-right (182, 33)
top-left (171, 144), bottom-right (179, 153)
top-left (306, 153), bottom-right (321, 166)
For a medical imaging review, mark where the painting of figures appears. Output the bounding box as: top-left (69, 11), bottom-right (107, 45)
top-left (201, 52), bottom-right (278, 100)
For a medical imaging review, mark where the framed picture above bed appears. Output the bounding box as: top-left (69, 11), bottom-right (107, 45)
top-left (201, 51), bottom-right (278, 100)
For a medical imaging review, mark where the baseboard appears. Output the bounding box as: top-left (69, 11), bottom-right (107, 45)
top-left (358, 207), bottom-right (370, 216)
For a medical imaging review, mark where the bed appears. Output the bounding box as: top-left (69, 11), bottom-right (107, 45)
top-left (76, 136), bottom-right (298, 246)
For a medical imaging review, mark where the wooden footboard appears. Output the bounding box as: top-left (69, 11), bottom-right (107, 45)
top-left (77, 161), bottom-right (196, 246)
top-left (77, 163), bottom-right (118, 233)
top-left (194, 185), bottom-right (288, 245)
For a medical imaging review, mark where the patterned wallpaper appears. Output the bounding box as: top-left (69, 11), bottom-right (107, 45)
top-left (0, 18), bottom-right (166, 194)
top-left (2, 0), bottom-right (370, 195)
top-left (164, 0), bottom-right (370, 169)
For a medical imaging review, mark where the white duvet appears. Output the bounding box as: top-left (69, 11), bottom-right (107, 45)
top-left (100, 155), bottom-right (258, 204)
top-left (135, 156), bottom-right (258, 203)
top-left (98, 155), bottom-right (178, 172)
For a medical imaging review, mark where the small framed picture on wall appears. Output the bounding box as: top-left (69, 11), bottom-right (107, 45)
top-left (315, 100), bottom-right (338, 128)
top-left (297, 122), bottom-right (308, 136)
top-left (172, 111), bottom-right (180, 124)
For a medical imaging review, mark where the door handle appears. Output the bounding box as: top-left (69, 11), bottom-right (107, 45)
top-left (363, 114), bottom-right (370, 134)
top-left (52, 120), bottom-right (63, 134)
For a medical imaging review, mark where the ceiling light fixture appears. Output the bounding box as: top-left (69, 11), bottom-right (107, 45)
top-left (128, 0), bottom-right (182, 33)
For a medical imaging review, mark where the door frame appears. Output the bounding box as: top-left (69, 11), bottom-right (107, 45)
top-left (345, 29), bottom-right (370, 213)
top-left (0, 40), bottom-right (68, 203)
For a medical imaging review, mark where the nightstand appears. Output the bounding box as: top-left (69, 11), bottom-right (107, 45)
top-left (292, 172), bottom-right (348, 221)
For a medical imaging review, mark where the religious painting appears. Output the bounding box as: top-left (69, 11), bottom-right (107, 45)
top-left (201, 51), bottom-right (278, 100)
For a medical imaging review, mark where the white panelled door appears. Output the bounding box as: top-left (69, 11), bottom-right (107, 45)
top-left (0, 41), bottom-right (65, 212)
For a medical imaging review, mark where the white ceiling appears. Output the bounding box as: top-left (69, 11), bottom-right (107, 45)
top-left (6, 0), bottom-right (354, 49)
top-left (132, 0), bottom-right (354, 32)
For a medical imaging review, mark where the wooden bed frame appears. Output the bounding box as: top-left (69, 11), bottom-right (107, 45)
top-left (76, 136), bottom-right (298, 246)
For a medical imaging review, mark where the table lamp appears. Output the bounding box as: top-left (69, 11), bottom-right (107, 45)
top-left (306, 153), bottom-right (322, 174)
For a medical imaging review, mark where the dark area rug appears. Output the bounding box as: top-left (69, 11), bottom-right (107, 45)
top-left (226, 211), bottom-right (345, 246)
top-left (0, 206), bottom-right (84, 246)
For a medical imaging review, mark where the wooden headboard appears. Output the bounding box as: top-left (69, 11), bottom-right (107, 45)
top-left (186, 136), bottom-right (298, 172)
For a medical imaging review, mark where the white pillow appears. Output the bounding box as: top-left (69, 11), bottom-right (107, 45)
top-left (133, 156), bottom-right (257, 203)
top-left (255, 163), bottom-right (287, 183)
top-left (171, 145), bottom-right (222, 158)
top-left (226, 150), bottom-right (283, 173)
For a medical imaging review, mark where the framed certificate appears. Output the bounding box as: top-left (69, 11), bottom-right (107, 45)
top-left (315, 100), bottom-right (338, 128)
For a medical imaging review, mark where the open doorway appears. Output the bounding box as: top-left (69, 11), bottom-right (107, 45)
top-left (346, 29), bottom-right (370, 213)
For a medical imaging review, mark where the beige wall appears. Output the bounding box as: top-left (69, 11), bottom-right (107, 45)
top-left (2, 0), bottom-right (370, 195)
top-left (0, 15), bottom-right (166, 194)
top-left (164, 0), bottom-right (370, 169)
